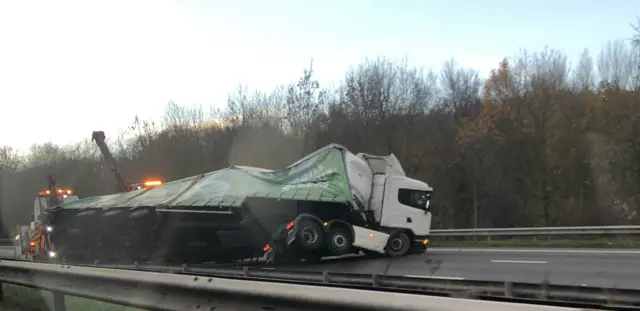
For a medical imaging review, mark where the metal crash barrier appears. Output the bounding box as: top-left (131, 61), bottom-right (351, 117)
top-left (0, 259), bottom-right (603, 311)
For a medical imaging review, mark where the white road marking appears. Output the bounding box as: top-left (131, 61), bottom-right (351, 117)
top-left (404, 275), bottom-right (465, 280)
top-left (490, 259), bottom-right (548, 264)
top-left (430, 247), bottom-right (640, 255)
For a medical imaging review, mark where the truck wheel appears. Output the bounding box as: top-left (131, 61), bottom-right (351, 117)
top-left (327, 227), bottom-right (352, 256)
top-left (385, 231), bottom-right (410, 257)
top-left (296, 219), bottom-right (323, 251)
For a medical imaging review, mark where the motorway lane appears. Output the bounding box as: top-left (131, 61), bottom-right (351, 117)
top-left (3, 245), bottom-right (638, 289)
top-left (285, 247), bottom-right (640, 289)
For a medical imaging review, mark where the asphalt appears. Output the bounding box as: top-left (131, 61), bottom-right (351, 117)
top-left (284, 247), bottom-right (640, 289)
top-left (2, 245), bottom-right (639, 290)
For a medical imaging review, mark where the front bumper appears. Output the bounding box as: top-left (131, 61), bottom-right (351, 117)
top-left (410, 235), bottom-right (430, 254)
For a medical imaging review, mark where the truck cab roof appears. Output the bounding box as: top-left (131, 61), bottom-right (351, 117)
top-left (356, 153), bottom-right (406, 177)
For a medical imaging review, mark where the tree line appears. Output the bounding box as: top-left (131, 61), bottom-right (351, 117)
top-left (2, 22), bottom-right (640, 231)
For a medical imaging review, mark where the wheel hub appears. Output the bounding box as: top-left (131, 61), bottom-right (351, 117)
top-left (390, 238), bottom-right (404, 251)
top-left (332, 234), bottom-right (346, 248)
top-left (302, 228), bottom-right (317, 244)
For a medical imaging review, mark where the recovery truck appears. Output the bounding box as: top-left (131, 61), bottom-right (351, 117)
top-left (16, 174), bottom-right (79, 261)
top-left (44, 144), bottom-right (433, 264)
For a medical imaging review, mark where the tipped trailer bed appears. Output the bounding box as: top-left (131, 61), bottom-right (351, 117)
top-left (45, 144), bottom-right (434, 264)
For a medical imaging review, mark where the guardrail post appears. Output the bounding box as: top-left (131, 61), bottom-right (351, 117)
top-left (503, 281), bottom-right (513, 297)
top-left (539, 280), bottom-right (549, 300)
top-left (371, 274), bottom-right (380, 287)
top-left (322, 271), bottom-right (330, 283)
top-left (52, 292), bottom-right (66, 311)
top-left (0, 282), bottom-right (4, 302)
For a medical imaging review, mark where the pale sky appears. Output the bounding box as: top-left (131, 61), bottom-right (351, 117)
top-left (0, 0), bottom-right (638, 151)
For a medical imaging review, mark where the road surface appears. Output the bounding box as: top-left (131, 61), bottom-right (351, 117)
top-left (287, 247), bottom-right (640, 289)
top-left (3, 246), bottom-right (638, 290)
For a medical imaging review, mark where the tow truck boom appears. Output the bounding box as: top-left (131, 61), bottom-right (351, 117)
top-left (91, 131), bottom-right (129, 193)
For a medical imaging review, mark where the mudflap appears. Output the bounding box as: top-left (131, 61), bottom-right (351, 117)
top-left (265, 224), bottom-right (297, 264)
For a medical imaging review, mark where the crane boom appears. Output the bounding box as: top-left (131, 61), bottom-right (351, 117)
top-left (91, 131), bottom-right (129, 193)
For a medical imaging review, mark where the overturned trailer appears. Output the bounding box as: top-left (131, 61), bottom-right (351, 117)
top-left (45, 144), bottom-right (433, 264)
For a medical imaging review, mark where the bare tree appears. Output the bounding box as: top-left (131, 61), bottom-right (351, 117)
top-left (0, 146), bottom-right (23, 172)
top-left (598, 39), bottom-right (633, 88)
top-left (573, 49), bottom-right (595, 91)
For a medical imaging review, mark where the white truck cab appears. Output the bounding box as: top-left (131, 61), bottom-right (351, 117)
top-left (345, 151), bottom-right (432, 256)
top-left (380, 176), bottom-right (432, 236)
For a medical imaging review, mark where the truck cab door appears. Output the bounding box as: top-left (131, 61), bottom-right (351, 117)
top-left (380, 176), bottom-right (432, 236)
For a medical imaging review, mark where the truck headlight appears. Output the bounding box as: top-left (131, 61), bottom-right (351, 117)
top-left (46, 226), bottom-right (53, 233)
top-left (48, 251), bottom-right (56, 258)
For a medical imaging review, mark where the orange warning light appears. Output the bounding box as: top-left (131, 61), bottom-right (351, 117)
top-left (144, 180), bottom-right (162, 187)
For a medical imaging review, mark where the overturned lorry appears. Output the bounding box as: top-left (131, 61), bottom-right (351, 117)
top-left (44, 144), bottom-right (433, 264)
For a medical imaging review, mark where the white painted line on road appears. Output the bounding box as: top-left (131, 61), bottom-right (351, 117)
top-left (430, 247), bottom-right (640, 255)
top-left (405, 275), bottom-right (465, 280)
top-left (490, 260), bottom-right (548, 264)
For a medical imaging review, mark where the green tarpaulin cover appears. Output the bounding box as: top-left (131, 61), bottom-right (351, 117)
top-left (54, 145), bottom-right (351, 210)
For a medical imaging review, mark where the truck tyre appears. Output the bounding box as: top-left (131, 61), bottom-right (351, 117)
top-left (327, 227), bottom-right (352, 256)
top-left (296, 219), bottom-right (323, 251)
top-left (385, 231), bottom-right (410, 257)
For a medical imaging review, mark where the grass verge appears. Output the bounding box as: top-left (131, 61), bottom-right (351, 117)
top-left (1, 284), bottom-right (143, 311)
